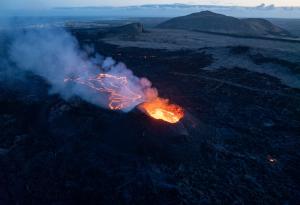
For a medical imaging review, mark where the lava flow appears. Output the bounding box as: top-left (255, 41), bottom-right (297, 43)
top-left (65, 73), bottom-right (184, 124)
top-left (139, 98), bottom-right (184, 123)
top-left (64, 74), bottom-right (143, 110)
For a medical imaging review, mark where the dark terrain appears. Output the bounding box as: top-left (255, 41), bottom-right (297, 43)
top-left (0, 18), bottom-right (300, 205)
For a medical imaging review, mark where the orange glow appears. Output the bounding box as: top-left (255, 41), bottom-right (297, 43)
top-left (64, 73), bottom-right (142, 110)
top-left (65, 73), bottom-right (184, 124)
top-left (139, 98), bottom-right (184, 123)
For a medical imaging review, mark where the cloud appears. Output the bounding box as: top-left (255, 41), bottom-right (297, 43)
top-left (0, 0), bottom-right (48, 10)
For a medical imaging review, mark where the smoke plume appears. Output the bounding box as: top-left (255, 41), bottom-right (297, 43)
top-left (9, 28), bottom-right (157, 111)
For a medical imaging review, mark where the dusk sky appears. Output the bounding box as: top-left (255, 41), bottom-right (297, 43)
top-left (1, 0), bottom-right (300, 10)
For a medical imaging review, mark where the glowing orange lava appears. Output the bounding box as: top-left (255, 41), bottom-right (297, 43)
top-left (139, 98), bottom-right (184, 124)
top-left (65, 73), bottom-right (184, 124)
top-left (64, 74), bottom-right (142, 110)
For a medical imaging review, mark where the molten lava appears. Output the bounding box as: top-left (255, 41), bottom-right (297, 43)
top-left (64, 74), bottom-right (143, 110)
top-left (139, 98), bottom-right (184, 124)
top-left (65, 73), bottom-right (184, 124)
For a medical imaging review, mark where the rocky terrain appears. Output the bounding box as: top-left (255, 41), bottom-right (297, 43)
top-left (0, 19), bottom-right (299, 205)
top-left (107, 23), bottom-right (145, 36)
top-left (157, 11), bottom-right (293, 38)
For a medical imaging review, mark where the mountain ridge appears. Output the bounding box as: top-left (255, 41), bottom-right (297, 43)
top-left (157, 11), bottom-right (293, 38)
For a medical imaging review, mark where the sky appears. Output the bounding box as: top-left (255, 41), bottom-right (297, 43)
top-left (1, 0), bottom-right (300, 10)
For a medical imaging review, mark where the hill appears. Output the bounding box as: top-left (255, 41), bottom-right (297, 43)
top-left (157, 11), bottom-right (292, 38)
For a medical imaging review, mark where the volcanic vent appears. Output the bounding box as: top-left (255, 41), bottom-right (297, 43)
top-left (64, 68), bottom-right (184, 124)
top-left (10, 29), bottom-right (184, 124)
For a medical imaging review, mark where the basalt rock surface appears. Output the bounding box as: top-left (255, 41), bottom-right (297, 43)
top-left (0, 29), bottom-right (299, 205)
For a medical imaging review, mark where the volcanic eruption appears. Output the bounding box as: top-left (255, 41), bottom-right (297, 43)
top-left (9, 29), bottom-right (184, 124)
top-left (65, 72), bottom-right (184, 124)
top-left (64, 73), bottom-right (144, 111)
top-left (139, 98), bottom-right (184, 124)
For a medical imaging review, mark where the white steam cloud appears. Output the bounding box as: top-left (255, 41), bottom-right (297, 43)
top-left (9, 28), bottom-right (157, 111)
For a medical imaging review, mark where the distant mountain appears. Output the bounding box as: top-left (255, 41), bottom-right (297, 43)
top-left (243, 18), bottom-right (291, 37)
top-left (52, 4), bottom-right (300, 18)
top-left (7, 4), bottom-right (300, 18)
top-left (157, 11), bottom-right (292, 37)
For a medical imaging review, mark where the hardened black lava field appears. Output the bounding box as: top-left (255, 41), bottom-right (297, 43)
top-left (0, 20), bottom-right (300, 205)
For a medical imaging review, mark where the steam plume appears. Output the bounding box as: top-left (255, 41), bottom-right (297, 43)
top-left (9, 28), bottom-right (157, 111)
